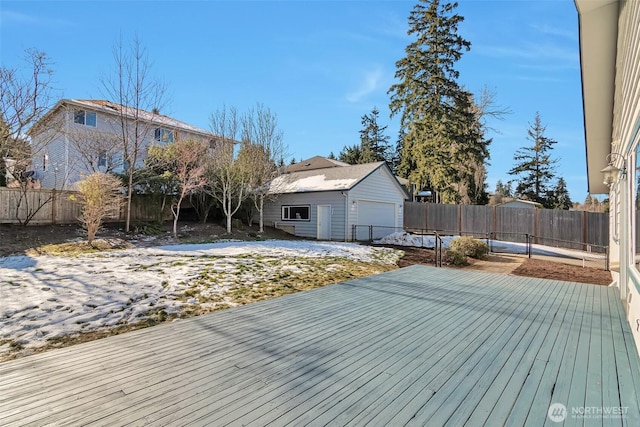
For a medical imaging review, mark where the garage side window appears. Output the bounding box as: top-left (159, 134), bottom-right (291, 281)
top-left (282, 205), bottom-right (310, 221)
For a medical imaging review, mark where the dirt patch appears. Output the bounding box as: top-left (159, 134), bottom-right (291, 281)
top-left (377, 244), bottom-right (611, 286)
top-left (511, 257), bottom-right (612, 286)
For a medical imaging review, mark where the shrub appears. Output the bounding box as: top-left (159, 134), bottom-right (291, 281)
top-left (444, 250), bottom-right (468, 266)
top-left (73, 172), bottom-right (124, 244)
top-left (449, 236), bottom-right (489, 259)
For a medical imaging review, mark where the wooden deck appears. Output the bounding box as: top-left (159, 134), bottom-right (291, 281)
top-left (1, 265), bottom-right (640, 426)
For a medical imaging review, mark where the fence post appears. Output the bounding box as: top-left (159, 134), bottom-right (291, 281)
top-left (527, 234), bottom-right (532, 258)
top-left (582, 210), bottom-right (588, 248)
top-left (425, 202), bottom-right (429, 232)
top-left (51, 189), bottom-right (57, 224)
top-left (458, 204), bottom-right (462, 236)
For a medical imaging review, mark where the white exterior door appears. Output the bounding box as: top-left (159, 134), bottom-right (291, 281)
top-left (357, 200), bottom-right (396, 239)
top-left (317, 205), bottom-right (332, 240)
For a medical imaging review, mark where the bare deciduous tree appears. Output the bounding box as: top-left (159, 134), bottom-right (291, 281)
top-left (147, 137), bottom-right (209, 238)
top-left (100, 35), bottom-right (168, 232)
top-left (207, 106), bottom-right (250, 234)
top-left (73, 172), bottom-right (123, 244)
top-left (0, 48), bottom-right (63, 224)
top-left (241, 103), bottom-right (286, 233)
top-left (65, 121), bottom-right (122, 175)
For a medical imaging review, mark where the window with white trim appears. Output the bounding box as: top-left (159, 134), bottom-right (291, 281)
top-left (154, 128), bottom-right (174, 144)
top-left (98, 151), bottom-right (107, 168)
top-left (74, 110), bottom-right (97, 127)
top-left (282, 205), bottom-right (310, 221)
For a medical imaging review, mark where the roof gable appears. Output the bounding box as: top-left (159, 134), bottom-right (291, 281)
top-left (269, 161), bottom-right (409, 199)
top-left (269, 162), bottom-right (385, 194)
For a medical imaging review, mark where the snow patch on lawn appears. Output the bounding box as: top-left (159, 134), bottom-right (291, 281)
top-left (0, 240), bottom-right (400, 356)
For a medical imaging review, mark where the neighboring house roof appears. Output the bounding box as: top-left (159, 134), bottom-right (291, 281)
top-left (269, 161), bottom-right (409, 197)
top-left (284, 156), bottom-right (350, 173)
top-left (575, 0), bottom-right (619, 194)
top-left (32, 99), bottom-right (213, 138)
top-left (498, 199), bottom-right (543, 208)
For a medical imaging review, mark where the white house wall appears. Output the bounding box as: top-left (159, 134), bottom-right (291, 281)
top-left (347, 166), bottom-right (406, 240)
top-left (261, 191), bottom-right (347, 240)
top-left (34, 104), bottom-right (211, 190)
top-left (610, 0), bottom-right (640, 356)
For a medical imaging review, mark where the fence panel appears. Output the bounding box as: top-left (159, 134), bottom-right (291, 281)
top-left (537, 209), bottom-right (584, 249)
top-left (495, 207), bottom-right (535, 243)
top-left (403, 202), bottom-right (426, 231)
top-left (0, 188), bottom-right (166, 224)
top-left (402, 201), bottom-right (608, 250)
top-left (461, 205), bottom-right (492, 237)
top-left (427, 204), bottom-right (458, 233)
top-left (0, 188), bottom-right (77, 224)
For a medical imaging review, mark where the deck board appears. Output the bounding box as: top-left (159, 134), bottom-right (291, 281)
top-left (1, 265), bottom-right (639, 426)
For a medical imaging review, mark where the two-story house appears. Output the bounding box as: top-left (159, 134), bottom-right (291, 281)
top-left (30, 99), bottom-right (216, 189)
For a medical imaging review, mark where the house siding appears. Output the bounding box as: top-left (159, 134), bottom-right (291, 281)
top-left (613, 0), bottom-right (640, 356)
top-left (33, 103), bottom-right (212, 190)
top-left (347, 166), bottom-right (406, 240)
top-left (262, 192), bottom-right (347, 241)
top-left (613, 0), bottom-right (640, 151)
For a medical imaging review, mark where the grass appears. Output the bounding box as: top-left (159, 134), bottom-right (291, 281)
top-left (1, 245), bottom-right (404, 362)
top-left (178, 257), bottom-right (398, 317)
top-left (27, 239), bottom-right (133, 256)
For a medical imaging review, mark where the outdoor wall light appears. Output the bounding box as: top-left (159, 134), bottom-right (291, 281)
top-left (601, 152), bottom-right (627, 186)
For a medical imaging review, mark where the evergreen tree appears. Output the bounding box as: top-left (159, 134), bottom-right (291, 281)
top-left (388, 129), bottom-right (405, 175)
top-left (359, 107), bottom-right (391, 163)
top-left (338, 107), bottom-right (391, 165)
top-left (388, 0), bottom-right (477, 203)
top-left (495, 180), bottom-right (512, 198)
top-left (338, 144), bottom-right (363, 165)
top-left (327, 152), bottom-right (336, 160)
top-left (508, 112), bottom-right (558, 207)
top-left (550, 177), bottom-right (572, 210)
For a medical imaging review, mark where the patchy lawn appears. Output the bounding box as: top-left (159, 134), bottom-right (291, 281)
top-left (0, 240), bottom-right (401, 361)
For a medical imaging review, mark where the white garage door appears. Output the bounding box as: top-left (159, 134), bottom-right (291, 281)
top-left (357, 200), bottom-right (396, 240)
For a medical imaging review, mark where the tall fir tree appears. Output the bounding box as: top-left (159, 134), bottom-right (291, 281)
top-left (339, 107), bottom-right (391, 165)
top-left (388, 0), bottom-right (483, 203)
top-left (508, 112), bottom-right (558, 207)
top-left (359, 107), bottom-right (391, 163)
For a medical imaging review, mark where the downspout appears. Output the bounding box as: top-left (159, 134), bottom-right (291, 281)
top-left (341, 190), bottom-right (348, 242)
top-left (619, 160), bottom-right (630, 302)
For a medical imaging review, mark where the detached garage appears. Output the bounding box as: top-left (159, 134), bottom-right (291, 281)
top-left (261, 157), bottom-right (409, 241)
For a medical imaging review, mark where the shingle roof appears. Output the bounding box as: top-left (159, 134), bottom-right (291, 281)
top-left (284, 156), bottom-right (351, 173)
top-left (269, 161), bottom-right (386, 194)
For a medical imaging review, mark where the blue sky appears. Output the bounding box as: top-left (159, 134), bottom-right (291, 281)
top-left (0, 0), bottom-right (587, 202)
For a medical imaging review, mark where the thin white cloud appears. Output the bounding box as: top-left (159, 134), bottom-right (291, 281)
top-left (531, 23), bottom-right (578, 41)
top-left (476, 42), bottom-right (578, 63)
top-left (346, 67), bottom-right (383, 103)
top-left (0, 10), bottom-right (37, 26)
top-left (0, 10), bottom-right (71, 28)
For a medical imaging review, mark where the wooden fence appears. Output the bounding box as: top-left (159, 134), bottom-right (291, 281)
top-left (404, 202), bottom-right (609, 248)
top-left (0, 188), bottom-right (167, 225)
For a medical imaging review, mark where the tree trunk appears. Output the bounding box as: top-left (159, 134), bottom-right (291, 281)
top-left (259, 195), bottom-right (264, 233)
top-left (226, 194), bottom-right (232, 234)
top-left (125, 171), bottom-right (133, 232)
